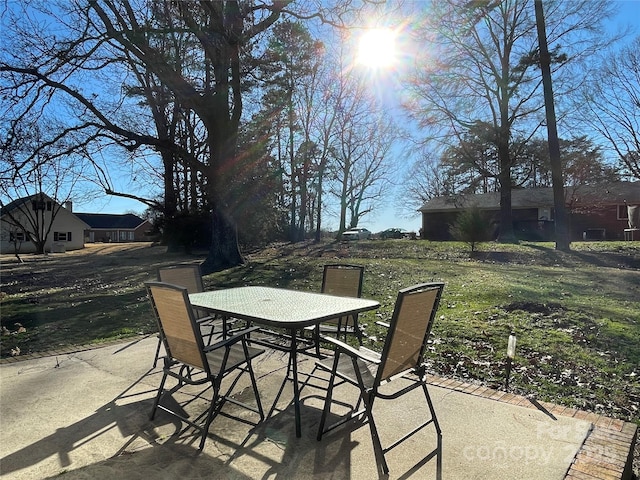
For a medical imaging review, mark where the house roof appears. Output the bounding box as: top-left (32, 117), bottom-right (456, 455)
top-left (419, 182), bottom-right (640, 212)
top-left (74, 213), bottom-right (147, 230)
top-left (1, 193), bottom-right (55, 216)
top-left (1, 194), bottom-right (91, 229)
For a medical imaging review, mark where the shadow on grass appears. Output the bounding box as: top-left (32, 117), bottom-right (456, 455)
top-left (524, 242), bottom-right (640, 269)
top-left (1, 289), bottom-right (156, 356)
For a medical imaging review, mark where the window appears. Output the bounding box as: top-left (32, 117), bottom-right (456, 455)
top-left (31, 200), bottom-right (52, 211)
top-left (9, 231), bottom-right (26, 242)
top-left (538, 207), bottom-right (554, 221)
top-left (128, 232), bottom-right (135, 241)
top-left (54, 232), bottom-right (72, 242)
top-left (618, 205), bottom-right (629, 220)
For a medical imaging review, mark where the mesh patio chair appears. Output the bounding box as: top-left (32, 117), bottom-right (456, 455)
top-left (307, 264), bottom-right (365, 357)
top-left (146, 281), bottom-right (265, 450)
top-left (316, 282), bottom-right (445, 477)
top-left (152, 264), bottom-right (218, 367)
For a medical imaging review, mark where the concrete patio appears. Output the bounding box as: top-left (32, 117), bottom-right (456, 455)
top-left (0, 336), bottom-right (636, 479)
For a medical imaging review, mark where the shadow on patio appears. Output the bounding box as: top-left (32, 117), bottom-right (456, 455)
top-left (1, 336), bottom-right (635, 480)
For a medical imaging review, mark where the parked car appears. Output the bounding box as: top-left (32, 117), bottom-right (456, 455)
top-left (378, 228), bottom-right (405, 239)
top-left (341, 227), bottom-right (372, 240)
top-left (378, 228), bottom-right (417, 239)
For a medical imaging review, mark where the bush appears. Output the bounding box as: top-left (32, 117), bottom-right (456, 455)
top-left (449, 206), bottom-right (491, 252)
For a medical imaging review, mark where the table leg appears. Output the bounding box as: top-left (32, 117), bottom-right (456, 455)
top-left (222, 315), bottom-right (229, 339)
top-left (290, 328), bottom-right (302, 438)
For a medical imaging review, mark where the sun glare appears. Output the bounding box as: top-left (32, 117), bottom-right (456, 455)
top-left (357, 28), bottom-right (397, 68)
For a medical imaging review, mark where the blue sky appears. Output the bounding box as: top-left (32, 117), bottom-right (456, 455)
top-left (74, 0), bottom-right (640, 234)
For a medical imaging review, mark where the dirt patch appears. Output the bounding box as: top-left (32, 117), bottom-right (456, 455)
top-left (502, 301), bottom-right (564, 314)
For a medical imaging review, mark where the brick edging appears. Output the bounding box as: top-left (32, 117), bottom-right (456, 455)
top-left (566, 423), bottom-right (638, 480)
top-left (427, 375), bottom-right (638, 480)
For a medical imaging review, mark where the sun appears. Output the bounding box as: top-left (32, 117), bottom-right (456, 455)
top-left (356, 28), bottom-right (397, 68)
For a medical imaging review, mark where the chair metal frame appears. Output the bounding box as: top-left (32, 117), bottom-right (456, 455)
top-left (316, 282), bottom-right (445, 477)
top-left (310, 264), bottom-right (365, 357)
top-left (146, 281), bottom-right (264, 450)
top-left (153, 264), bottom-right (218, 367)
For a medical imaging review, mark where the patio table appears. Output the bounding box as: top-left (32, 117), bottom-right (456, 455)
top-left (189, 286), bottom-right (380, 437)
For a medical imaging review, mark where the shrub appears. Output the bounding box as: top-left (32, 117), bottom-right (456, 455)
top-left (449, 206), bottom-right (491, 252)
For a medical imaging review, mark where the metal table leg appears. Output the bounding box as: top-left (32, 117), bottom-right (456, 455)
top-left (289, 328), bottom-right (302, 437)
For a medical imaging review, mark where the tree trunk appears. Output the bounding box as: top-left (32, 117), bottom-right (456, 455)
top-left (535, 0), bottom-right (570, 251)
top-left (161, 149), bottom-right (181, 253)
top-left (297, 159), bottom-right (308, 242)
top-left (497, 132), bottom-right (516, 243)
top-left (201, 205), bottom-right (244, 274)
top-left (314, 170), bottom-right (324, 242)
top-left (200, 118), bottom-right (244, 273)
top-left (35, 241), bottom-right (46, 255)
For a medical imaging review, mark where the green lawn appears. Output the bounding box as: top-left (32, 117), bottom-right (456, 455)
top-left (1, 240), bottom-right (638, 427)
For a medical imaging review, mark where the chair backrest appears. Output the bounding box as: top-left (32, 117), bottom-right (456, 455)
top-left (158, 264), bottom-right (205, 294)
top-left (376, 282), bottom-right (444, 384)
top-left (158, 265), bottom-right (208, 318)
top-left (321, 264), bottom-right (364, 298)
top-left (145, 281), bottom-right (207, 371)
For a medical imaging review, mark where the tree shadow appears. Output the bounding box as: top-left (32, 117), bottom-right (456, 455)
top-left (42, 443), bottom-right (255, 480)
top-left (0, 371), bottom-right (166, 476)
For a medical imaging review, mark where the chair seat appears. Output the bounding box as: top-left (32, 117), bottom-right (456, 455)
top-left (205, 343), bottom-right (264, 373)
top-left (304, 323), bottom-right (358, 334)
top-left (316, 346), bottom-right (380, 389)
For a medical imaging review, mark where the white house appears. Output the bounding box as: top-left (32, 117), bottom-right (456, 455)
top-left (0, 194), bottom-right (89, 254)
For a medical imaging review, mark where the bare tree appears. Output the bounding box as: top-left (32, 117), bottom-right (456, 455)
top-left (253, 19), bottom-right (397, 240)
top-left (85, 1), bottom-right (296, 270)
top-left (404, 0), bottom-right (618, 243)
top-left (1, 0), bottom-right (379, 269)
top-left (1, 124), bottom-right (88, 256)
top-left (310, 67), bottom-right (343, 241)
top-left (257, 20), bottom-right (325, 242)
top-left (1, 1), bottom-right (286, 268)
top-left (398, 149), bottom-right (453, 217)
top-left (330, 76), bottom-right (396, 230)
top-left (1, 2), bottom-right (169, 209)
top-left (581, 36), bottom-right (640, 180)
top-left (340, 125), bottom-right (395, 229)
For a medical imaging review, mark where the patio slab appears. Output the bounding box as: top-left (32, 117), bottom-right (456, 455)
top-left (0, 336), bottom-right (636, 479)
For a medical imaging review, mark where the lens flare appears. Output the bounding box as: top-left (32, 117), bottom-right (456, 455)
top-left (357, 28), bottom-right (397, 68)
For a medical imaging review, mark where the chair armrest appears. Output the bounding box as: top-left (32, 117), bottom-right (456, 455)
top-left (203, 326), bottom-right (261, 352)
top-left (320, 335), bottom-right (381, 364)
top-left (196, 315), bottom-right (217, 324)
top-left (375, 321), bottom-right (390, 329)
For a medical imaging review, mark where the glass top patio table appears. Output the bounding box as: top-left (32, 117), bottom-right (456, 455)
top-left (189, 286), bottom-right (380, 437)
top-left (189, 286), bottom-right (380, 328)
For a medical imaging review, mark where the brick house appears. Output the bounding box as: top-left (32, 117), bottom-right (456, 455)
top-left (74, 213), bottom-right (155, 243)
top-left (418, 182), bottom-right (640, 242)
